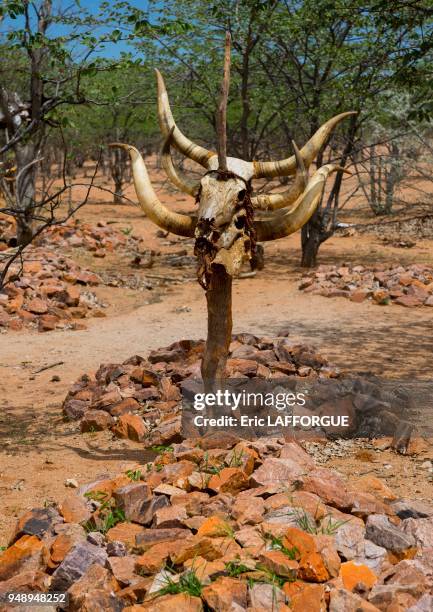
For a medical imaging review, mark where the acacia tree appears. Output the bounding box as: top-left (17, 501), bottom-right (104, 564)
top-left (0, 0), bottom-right (141, 243)
top-left (261, 0), bottom-right (433, 266)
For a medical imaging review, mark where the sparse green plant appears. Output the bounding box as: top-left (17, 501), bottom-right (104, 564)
top-left (158, 570), bottom-right (203, 597)
top-left (200, 451), bottom-right (223, 475)
top-left (225, 560), bottom-right (250, 577)
top-left (227, 448), bottom-right (244, 468)
top-left (126, 468), bottom-right (142, 481)
top-left (255, 565), bottom-right (286, 589)
top-left (0, 546), bottom-right (6, 552)
top-left (289, 507), bottom-right (349, 535)
top-left (83, 490), bottom-right (126, 534)
top-left (265, 534), bottom-right (298, 560)
top-left (121, 226), bottom-right (133, 236)
top-left (151, 445), bottom-right (174, 454)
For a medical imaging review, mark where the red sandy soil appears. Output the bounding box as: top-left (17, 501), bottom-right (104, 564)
top-left (1, 164), bottom-right (432, 544)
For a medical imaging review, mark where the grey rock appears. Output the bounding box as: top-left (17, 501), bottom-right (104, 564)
top-left (248, 583), bottom-right (286, 609)
top-left (359, 539), bottom-right (388, 574)
top-left (63, 399), bottom-right (89, 420)
top-left (106, 540), bottom-right (127, 557)
top-left (51, 541), bottom-right (108, 592)
top-left (401, 517), bottom-right (433, 548)
top-left (264, 506), bottom-right (312, 527)
top-left (14, 507), bottom-right (63, 540)
top-left (112, 482), bottom-right (152, 523)
top-left (135, 528), bottom-right (191, 548)
top-left (334, 519), bottom-right (366, 560)
top-left (392, 498), bottom-right (433, 520)
top-left (329, 588), bottom-right (380, 612)
top-left (86, 531), bottom-right (106, 546)
top-left (365, 514), bottom-right (415, 553)
top-left (250, 457), bottom-right (306, 487)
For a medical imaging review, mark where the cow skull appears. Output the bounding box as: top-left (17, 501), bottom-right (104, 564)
top-left (112, 67), bottom-right (354, 286)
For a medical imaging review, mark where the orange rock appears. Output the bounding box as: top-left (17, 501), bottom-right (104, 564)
top-left (207, 467), bottom-right (249, 494)
top-left (355, 476), bottom-right (397, 502)
top-left (285, 582), bottom-right (326, 611)
top-left (183, 556), bottom-right (226, 582)
top-left (38, 314), bottom-right (60, 332)
top-left (282, 527), bottom-right (316, 560)
top-left (26, 297), bottom-right (48, 315)
top-left (136, 540), bottom-right (187, 574)
top-left (6, 293), bottom-right (24, 313)
top-left (0, 569), bottom-right (51, 597)
top-left (137, 592), bottom-right (203, 611)
top-left (8, 318), bottom-right (23, 330)
top-left (106, 522), bottom-right (145, 549)
top-left (0, 535), bottom-right (49, 581)
top-left (302, 468), bottom-right (353, 511)
top-left (232, 496), bottom-right (265, 525)
top-left (202, 576), bottom-right (248, 610)
top-left (50, 534), bottom-right (75, 565)
top-left (171, 535), bottom-right (225, 564)
top-left (340, 561), bottom-right (378, 592)
top-left (23, 261), bottom-right (42, 274)
top-left (314, 535), bottom-right (341, 578)
top-left (84, 474), bottom-right (131, 497)
top-left (197, 516), bottom-right (232, 538)
top-left (298, 552), bottom-right (330, 583)
top-left (259, 550), bottom-right (298, 579)
top-left (113, 414), bottom-right (147, 442)
top-left (407, 437), bottom-right (430, 456)
top-left (265, 491), bottom-right (327, 520)
top-left (59, 494), bottom-right (91, 524)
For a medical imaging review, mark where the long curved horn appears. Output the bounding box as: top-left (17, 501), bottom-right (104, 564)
top-left (252, 112), bottom-right (357, 178)
top-left (109, 143), bottom-right (196, 237)
top-left (254, 165), bottom-right (350, 242)
top-left (155, 69), bottom-right (214, 168)
top-left (251, 141), bottom-right (307, 210)
top-left (161, 127), bottom-right (200, 197)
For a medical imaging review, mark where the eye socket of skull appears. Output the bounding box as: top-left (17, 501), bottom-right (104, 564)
top-left (237, 189), bottom-right (246, 201)
top-left (234, 215), bottom-right (246, 230)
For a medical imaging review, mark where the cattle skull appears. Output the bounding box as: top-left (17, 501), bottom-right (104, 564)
top-left (113, 67), bottom-right (353, 286)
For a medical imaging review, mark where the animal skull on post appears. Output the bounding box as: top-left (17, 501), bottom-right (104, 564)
top-left (111, 33), bottom-right (354, 388)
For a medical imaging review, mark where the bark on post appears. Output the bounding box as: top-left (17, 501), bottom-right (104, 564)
top-left (201, 264), bottom-right (233, 392)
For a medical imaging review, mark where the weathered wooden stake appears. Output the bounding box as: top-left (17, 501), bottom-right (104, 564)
top-left (201, 264), bottom-right (233, 391)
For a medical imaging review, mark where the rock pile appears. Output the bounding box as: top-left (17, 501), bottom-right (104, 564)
top-left (62, 335), bottom-right (339, 444)
top-left (1, 435), bottom-right (432, 611)
top-left (299, 264), bottom-right (433, 308)
top-left (0, 247), bottom-right (106, 332)
top-left (37, 219), bottom-right (142, 259)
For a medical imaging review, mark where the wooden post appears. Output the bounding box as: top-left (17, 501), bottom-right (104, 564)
top-left (201, 264), bottom-right (232, 391)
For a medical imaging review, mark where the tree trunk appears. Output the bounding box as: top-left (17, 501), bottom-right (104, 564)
top-left (113, 178), bottom-right (123, 204)
top-left (14, 142), bottom-right (37, 246)
top-left (301, 204), bottom-right (328, 269)
top-left (301, 222), bottom-right (322, 268)
top-left (201, 264), bottom-right (232, 392)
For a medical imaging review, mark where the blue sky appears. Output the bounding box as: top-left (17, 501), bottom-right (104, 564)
top-left (1, 0), bottom-right (153, 59)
